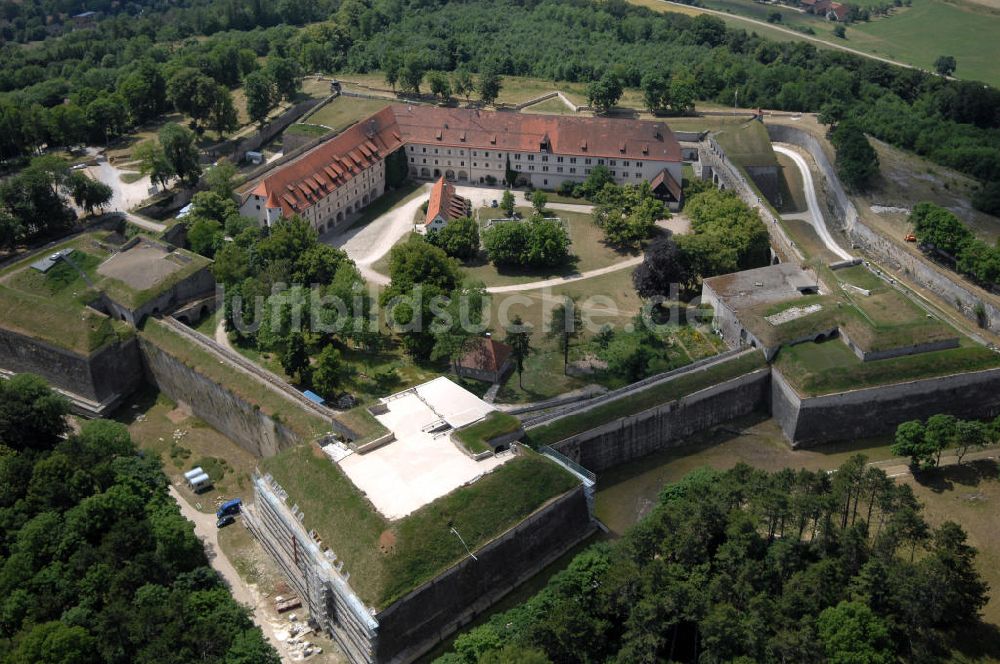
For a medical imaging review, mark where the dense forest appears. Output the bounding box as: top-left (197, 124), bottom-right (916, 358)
top-left (0, 375), bottom-right (280, 664)
top-left (1, 0), bottom-right (1000, 192)
top-left (436, 458), bottom-right (989, 663)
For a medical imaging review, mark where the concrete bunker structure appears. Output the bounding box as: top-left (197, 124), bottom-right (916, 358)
top-left (701, 263), bottom-right (822, 360)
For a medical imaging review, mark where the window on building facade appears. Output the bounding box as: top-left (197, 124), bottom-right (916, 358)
top-left (585, 158), bottom-right (592, 165)
top-left (570, 168), bottom-right (576, 174)
top-left (514, 154), bottom-right (521, 160)
top-left (422, 147), bottom-right (426, 153)
top-left (556, 156), bottom-right (563, 163)
top-left (557, 167), bottom-right (563, 173)
top-left (610, 160), bottom-right (616, 166)
top-left (542, 166), bottom-right (548, 172)
top-left (473, 151), bottom-right (478, 156)
top-left (541, 155), bottom-right (548, 162)
top-left (543, 179), bottom-right (548, 186)
top-left (570, 157), bottom-right (577, 164)
top-left (529, 165), bottom-right (535, 171)
top-left (637, 161), bottom-right (643, 167)
top-left (598, 159), bottom-right (605, 165)
top-left (528, 155), bottom-right (534, 161)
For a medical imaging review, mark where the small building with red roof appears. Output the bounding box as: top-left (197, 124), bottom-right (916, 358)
top-left (455, 336), bottom-right (514, 384)
top-left (421, 177), bottom-right (471, 234)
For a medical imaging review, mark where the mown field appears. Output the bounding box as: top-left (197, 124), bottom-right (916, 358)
top-left (629, 0), bottom-right (1000, 87)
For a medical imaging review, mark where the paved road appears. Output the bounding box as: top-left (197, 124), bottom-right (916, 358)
top-left (772, 144), bottom-right (853, 262)
top-left (168, 486), bottom-right (289, 660)
top-left (658, 0), bottom-right (924, 74)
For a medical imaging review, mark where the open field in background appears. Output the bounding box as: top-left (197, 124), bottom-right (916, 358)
top-left (628, 0), bottom-right (813, 42)
top-left (851, 0), bottom-right (1000, 85)
top-left (630, 0), bottom-right (1000, 87)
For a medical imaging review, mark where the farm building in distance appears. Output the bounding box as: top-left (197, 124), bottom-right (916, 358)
top-left (239, 104), bottom-right (684, 233)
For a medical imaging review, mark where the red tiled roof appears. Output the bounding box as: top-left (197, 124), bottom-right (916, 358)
top-left (248, 104), bottom-right (682, 217)
top-left (650, 168), bottom-right (682, 202)
top-left (249, 106), bottom-right (404, 216)
top-left (390, 104), bottom-right (681, 162)
top-left (829, 2), bottom-right (850, 19)
top-left (424, 177), bottom-right (468, 225)
top-left (458, 338), bottom-right (513, 373)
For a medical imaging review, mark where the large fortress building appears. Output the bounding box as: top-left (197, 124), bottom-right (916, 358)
top-left (239, 104), bottom-right (684, 233)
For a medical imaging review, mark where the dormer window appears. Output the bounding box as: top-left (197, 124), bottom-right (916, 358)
top-left (435, 130), bottom-right (442, 140)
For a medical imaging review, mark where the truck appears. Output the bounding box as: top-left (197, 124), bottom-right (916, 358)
top-left (216, 498), bottom-right (243, 518)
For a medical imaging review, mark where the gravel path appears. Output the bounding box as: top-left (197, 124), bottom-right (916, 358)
top-left (321, 184), bottom-right (431, 285)
top-left (772, 144), bottom-right (854, 262)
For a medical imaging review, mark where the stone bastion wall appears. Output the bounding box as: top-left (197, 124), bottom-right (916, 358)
top-left (772, 366), bottom-right (1000, 448)
top-left (0, 327), bottom-right (142, 411)
top-left (138, 337), bottom-right (302, 457)
top-left (765, 123), bottom-right (1000, 334)
top-left (549, 368), bottom-right (773, 473)
top-left (375, 485), bottom-right (594, 664)
top-left (246, 472), bottom-right (594, 664)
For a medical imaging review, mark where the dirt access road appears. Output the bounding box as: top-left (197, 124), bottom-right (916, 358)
top-left (168, 486), bottom-right (290, 661)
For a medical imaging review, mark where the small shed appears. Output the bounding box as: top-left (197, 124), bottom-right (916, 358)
top-left (188, 472), bottom-right (212, 493)
top-left (303, 390), bottom-right (325, 405)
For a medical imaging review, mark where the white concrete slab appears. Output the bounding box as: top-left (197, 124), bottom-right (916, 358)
top-left (337, 378), bottom-right (511, 520)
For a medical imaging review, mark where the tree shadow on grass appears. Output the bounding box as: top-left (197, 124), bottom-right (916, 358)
top-left (947, 620), bottom-right (1000, 662)
top-left (912, 458), bottom-right (999, 494)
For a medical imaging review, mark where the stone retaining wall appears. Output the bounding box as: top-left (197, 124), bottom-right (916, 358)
top-left (550, 369), bottom-right (772, 472)
top-left (0, 327), bottom-right (141, 409)
top-left (139, 337), bottom-right (301, 457)
top-left (772, 366), bottom-right (1000, 447)
top-left (375, 484), bottom-right (594, 663)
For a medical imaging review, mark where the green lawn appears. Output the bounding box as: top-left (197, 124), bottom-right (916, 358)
top-left (526, 351), bottom-right (767, 446)
top-left (774, 336), bottom-right (1000, 396)
top-left (461, 207), bottom-right (637, 287)
top-left (285, 122), bottom-right (331, 137)
top-left (636, 0), bottom-right (1000, 87)
top-left (522, 97), bottom-right (578, 115)
top-left (0, 234), bottom-right (131, 354)
top-left (261, 444), bottom-right (578, 608)
top-left (305, 96), bottom-right (393, 133)
top-left (454, 411), bottom-right (523, 454)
